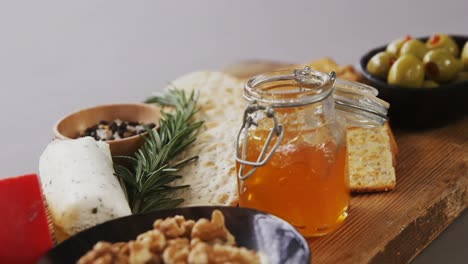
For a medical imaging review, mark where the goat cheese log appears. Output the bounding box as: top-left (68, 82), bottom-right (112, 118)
top-left (39, 137), bottom-right (131, 241)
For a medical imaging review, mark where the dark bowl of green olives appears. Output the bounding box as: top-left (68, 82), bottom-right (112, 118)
top-left (360, 34), bottom-right (468, 129)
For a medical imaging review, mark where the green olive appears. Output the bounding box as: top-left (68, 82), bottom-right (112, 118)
top-left (423, 49), bottom-right (462, 83)
top-left (366, 52), bottom-right (396, 79)
top-left (453, 71), bottom-right (468, 83)
top-left (400, 39), bottom-right (428, 59)
top-left (461, 41), bottom-right (468, 70)
top-left (386, 36), bottom-right (411, 56)
top-left (422, 80), bottom-right (439, 88)
top-left (387, 54), bottom-right (424, 88)
top-left (426, 34), bottom-right (459, 57)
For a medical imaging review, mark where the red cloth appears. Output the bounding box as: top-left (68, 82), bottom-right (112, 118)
top-left (0, 174), bottom-right (53, 264)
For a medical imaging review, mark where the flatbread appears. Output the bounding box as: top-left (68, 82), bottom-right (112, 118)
top-left (166, 71), bottom-right (245, 206)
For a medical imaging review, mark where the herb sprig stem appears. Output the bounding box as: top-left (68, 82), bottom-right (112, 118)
top-left (114, 89), bottom-right (202, 213)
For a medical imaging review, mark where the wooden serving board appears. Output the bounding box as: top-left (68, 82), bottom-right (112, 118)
top-left (224, 61), bottom-right (468, 264)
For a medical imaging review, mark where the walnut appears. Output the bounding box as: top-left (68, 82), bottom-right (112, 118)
top-left (188, 241), bottom-right (260, 264)
top-left (188, 242), bottom-right (260, 264)
top-left (187, 241), bottom-right (210, 263)
top-left (136, 229), bottom-right (167, 253)
top-left (153, 215), bottom-right (195, 239)
top-left (162, 238), bottom-right (190, 264)
top-left (128, 241), bottom-right (162, 264)
top-left (112, 242), bottom-right (130, 257)
top-left (77, 242), bottom-right (128, 264)
top-left (209, 244), bottom-right (261, 264)
top-left (191, 210), bottom-right (235, 246)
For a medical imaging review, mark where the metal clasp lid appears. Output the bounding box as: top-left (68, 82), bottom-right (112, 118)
top-left (235, 100), bottom-right (284, 180)
top-left (236, 67), bottom-right (336, 180)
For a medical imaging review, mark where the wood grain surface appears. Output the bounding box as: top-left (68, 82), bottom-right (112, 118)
top-left (225, 61), bottom-right (468, 264)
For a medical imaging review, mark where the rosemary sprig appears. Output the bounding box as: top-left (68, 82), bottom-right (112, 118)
top-left (114, 89), bottom-right (203, 214)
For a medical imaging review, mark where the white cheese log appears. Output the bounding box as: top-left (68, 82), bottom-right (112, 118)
top-left (39, 137), bottom-right (131, 237)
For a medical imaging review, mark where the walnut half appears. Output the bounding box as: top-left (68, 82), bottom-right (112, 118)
top-left (153, 215), bottom-right (195, 239)
top-left (77, 242), bottom-right (129, 264)
top-left (191, 210), bottom-right (235, 246)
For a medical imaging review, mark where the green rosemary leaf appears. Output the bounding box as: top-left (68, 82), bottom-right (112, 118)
top-left (141, 197), bottom-right (185, 213)
top-left (147, 175), bottom-right (183, 190)
top-left (172, 156), bottom-right (199, 168)
top-left (113, 164), bottom-right (137, 187)
top-left (140, 166), bottom-right (169, 195)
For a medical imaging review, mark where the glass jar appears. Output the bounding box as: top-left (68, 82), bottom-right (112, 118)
top-left (235, 66), bottom-right (389, 237)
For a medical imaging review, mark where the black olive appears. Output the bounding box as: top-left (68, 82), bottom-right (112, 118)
top-left (128, 121), bottom-right (139, 126)
top-left (99, 120), bottom-right (108, 125)
top-left (147, 123), bottom-right (156, 129)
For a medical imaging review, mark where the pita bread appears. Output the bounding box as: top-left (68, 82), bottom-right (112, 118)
top-left (166, 71), bottom-right (245, 206)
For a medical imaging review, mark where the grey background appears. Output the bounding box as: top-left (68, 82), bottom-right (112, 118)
top-left (0, 1), bottom-right (466, 263)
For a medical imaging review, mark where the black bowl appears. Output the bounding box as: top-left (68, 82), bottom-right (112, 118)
top-left (38, 206), bottom-right (310, 264)
top-left (360, 35), bottom-right (468, 129)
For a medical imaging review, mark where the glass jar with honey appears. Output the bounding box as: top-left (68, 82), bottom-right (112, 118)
top-left (236, 66), bottom-right (389, 237)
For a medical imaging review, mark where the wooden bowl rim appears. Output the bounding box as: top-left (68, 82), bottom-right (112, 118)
top-left (53, 103), bottom-right (161, 145)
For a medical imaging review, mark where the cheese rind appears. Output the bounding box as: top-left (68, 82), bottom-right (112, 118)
top-left (39, 137), bottom-right (131, 238)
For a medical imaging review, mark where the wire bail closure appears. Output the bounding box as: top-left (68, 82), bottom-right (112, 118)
top-left (235, 100), bottom-right (284, 180)
top-left (236, 66), bottom-right (338, 181)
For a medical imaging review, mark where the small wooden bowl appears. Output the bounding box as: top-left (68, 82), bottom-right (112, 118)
top-left (53, 103), bottom-right (162, 157)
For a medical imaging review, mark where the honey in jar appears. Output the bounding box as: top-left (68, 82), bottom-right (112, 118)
top-left (236, 67), bottom-right (389, 237)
